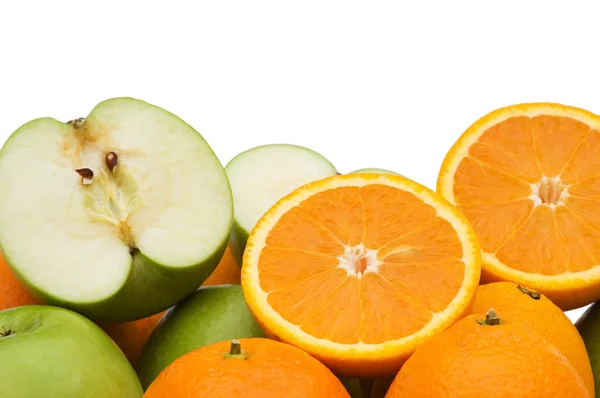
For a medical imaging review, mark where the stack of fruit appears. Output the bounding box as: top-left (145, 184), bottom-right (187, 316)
top-left (1, 98), bottom-right (600, 397)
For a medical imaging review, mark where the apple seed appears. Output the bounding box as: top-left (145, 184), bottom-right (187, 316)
top-left (75, 168), bottom-right (94, 186)
top-left (105, 152), bottom-right (118, 173)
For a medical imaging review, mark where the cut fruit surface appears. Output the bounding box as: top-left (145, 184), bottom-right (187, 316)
top-left (0, 97), bottom-right (233, 322)
top-left (437, 103), bottom-right (600, 310)
top-left (241, 173), bottom-right (481, 377)
top-left (225, 144), bottom-right (337, 265)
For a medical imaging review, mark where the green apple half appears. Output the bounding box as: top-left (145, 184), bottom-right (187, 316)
top-left (0, 98), bottom-right (233, 323)
top-left (0, 305), bottom-right (143, 398)
top-left (225, 144), bottom-right (337, 265)
top-left (136, 284), bottom-right (265, 389)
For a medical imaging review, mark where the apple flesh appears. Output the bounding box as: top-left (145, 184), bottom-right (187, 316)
top-left (0, 305), bottom-right (143, 397)
top-left (225, 144), bottom-right (337, 264)
top-left (0, 98), bottom-right (233, 323)
top-left (136, 284), bottom-right (265, 389)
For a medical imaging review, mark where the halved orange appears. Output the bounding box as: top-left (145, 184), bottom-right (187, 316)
top-left (437, 103), bottom-right (600, 311)
top-left (241, 174), bottom-right (481, 377)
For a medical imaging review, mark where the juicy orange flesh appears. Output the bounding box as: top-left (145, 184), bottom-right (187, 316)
top-left (453, 114), bottom-right (600, 275)
top-left (258, 184), bottom-right (465, 344)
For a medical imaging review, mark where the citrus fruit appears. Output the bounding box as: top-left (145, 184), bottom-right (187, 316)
top-left (576, 301), bottom-right (600, 397)
top-left (386, 308), bottom-right (590, 397)
top-left (0, 252), bottom-right (39, 310)
top-left (471, 281), bottom-right (594, 396)
top-left (136, 284), bottom-right (265, 389)
top-left (201, 245), bottom-right (241, 286)
top-left (225, 143), bottom-right (338, 265)
top-left (143, 338), bottom-right (351, 398)
top-left (99, 311), bottom-right (166, 367)
top-left (241, 173), bottom-right (481, 377)
top-left (437, 103), bottom-right (600, 310)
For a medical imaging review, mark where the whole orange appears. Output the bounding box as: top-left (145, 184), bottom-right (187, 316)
top-left (386, 309), bottom-right (590, 398)
top-left (144, 338), bottom-right (351, 398)
top-left (470, 281), bottom-right (594, 396)
top-left (201, 245), bottom-right (240, 286)
top-left (100, 311), bottom-right (166, 367)
top-left (0, 252), bottom-right (39, 310)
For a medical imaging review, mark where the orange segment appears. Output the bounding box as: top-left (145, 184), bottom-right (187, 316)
top-left (360, 184), bottom-right (436, 249)
top-left (359, 273), bottom-right (432, 344)
top-left (241, 174), bottom-right (481, 378)
top-left (532, 115), bottom-right (590, 177)
top-left (453, 157), bottom-right (532, 206)
top-left (265, 205), bottom-right (345, 255)
top-left (266, 268), bottom-right (356, 342)
top-left (379, 217), bottom-right (463, 263)
top-left (495, 205), bottom-right (564, 275)
top-left (460, 200), bottom-right (533, 253)
top-left (375, 217), bottom-right (466, 312)
top-left (554, 206), bottom-right (600, 273)
top-left (468, 116), bottom-right (541, 183)
top-left (560, 129), bottom-right (600, 184)
top-left (437, 102), bottom-right (600, 310)
top-left (258, 246), bottom-right (339, 292)
top-left (312, 277), bottom-right (362, 344)
top-left (569, 174), bottom-right (600, 200)
top-left (565, 196), bottom-right (600, 231)
top-left (299, 186), bottom-right (365, 246)
top-left (379, 259), bottom-right (465, 313)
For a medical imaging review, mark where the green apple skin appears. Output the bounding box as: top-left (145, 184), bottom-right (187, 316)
top-left (575, 301), bottom-right (600, 396)
top-left (136, 284), bottom-right (265, 389)
top-left (229, 220), bottom-right (249, 267)
top-left (369, 376), bottom-right (395, 398)
top-left (0, 305), bottom-right (143, 398)
top-left (339, 377), bottom-right (368, 398)
top-left (348, 168), bottom-right (402, 176)
top-left (2, 232), bottom-right (229, 324)
top-left (0, 98), bottom-right (234, 324)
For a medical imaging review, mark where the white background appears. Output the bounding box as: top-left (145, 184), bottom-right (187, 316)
top-left (2, 1), bottom-right (599, 323)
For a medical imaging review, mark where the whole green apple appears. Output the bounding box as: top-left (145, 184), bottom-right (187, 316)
top-left (339, 377), bottom-right (369, 398)
top-left (0, 305), bottom-right (143, 397)
top-left (136, 284), bottom-right (265, 389)
top-left (348, 167), bottom-right (402, 176)
top-left (0, 97), bottom-right (233, 323)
